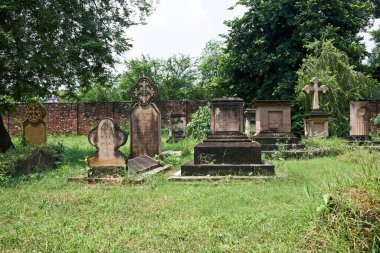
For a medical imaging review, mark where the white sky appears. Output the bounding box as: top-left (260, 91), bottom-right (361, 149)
top-left (117, 0), bottom-right (380, 72)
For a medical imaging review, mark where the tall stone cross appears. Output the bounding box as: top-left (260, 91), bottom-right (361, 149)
top-left (302, 77), bottom-right (329, 110)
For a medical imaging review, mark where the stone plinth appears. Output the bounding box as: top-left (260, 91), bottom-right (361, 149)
top-left (350, 101), bottom-right (370, 138)
top-left (252, 100), bottom-right (302, 153)
top-left (168, 113), bottom-right (186, 142)
top-left (181, 98), bottom-right (274, 176)
top-left (303, 110), bottom-right (329, 137)
top-left (88, 118), bottom-right (127, 174)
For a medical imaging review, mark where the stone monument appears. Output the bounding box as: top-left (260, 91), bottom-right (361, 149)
top-left (129, 77), bottom-right (161, 158)
top-left (168, 113), bottom-right (187, 142)
top-left (253, 100), bottom-right (302, 152)
top-left (349, 101), bottom-right (370, 139)
top-left (23, 101), bottom-right (47, 145)
top-left (302, 77), bottom-right (330, 137)
top-left (181, 98), bottom-right (274, 176)
top-left (88, 118), bottom-right (128, 176)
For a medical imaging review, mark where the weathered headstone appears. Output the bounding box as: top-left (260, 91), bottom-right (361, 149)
top-left (128, 155), bottom-right (160, 173)
top-left (350, 101), bottom-right (370, 139)
top-left (181, 98), bottom-right (274, 176)
top-left (129, 77), bottom-right (161, 158)
top-left (253, 100), bottom-right (303, 153)
top-left (88, 118), bottom-right (127, 175)
top-left (23, 101), bottom-right (47, 145)
top-left (302, 77), bottom-right (330, 137)
top-left (168, 113), bottom-right (186, 142)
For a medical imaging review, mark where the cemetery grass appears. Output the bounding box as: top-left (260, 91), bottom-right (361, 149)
top-left (0, 136), bottom-right (379, 252)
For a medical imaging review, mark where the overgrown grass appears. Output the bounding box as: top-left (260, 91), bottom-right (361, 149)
top-left (0, 135), bottom-right (379, 252)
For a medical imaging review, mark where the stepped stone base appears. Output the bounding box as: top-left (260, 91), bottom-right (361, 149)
top-left (253, 132), bottom-right (304, 151)
top-left (181, 161), bottom-right (275, 176)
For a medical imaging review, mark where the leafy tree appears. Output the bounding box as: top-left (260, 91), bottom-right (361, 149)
top-left (0, 0), bottom-right (155, 151)
top-left (368, 28), bottom-right (380, 70)
top-left (118, 54), bottom-right (201, 100)
top-left (221, 0), bottom-right (377, 102)
top-left (296, 39), bottom-right (379, 136)
top-left (62, 81), bottom-right (123, 102)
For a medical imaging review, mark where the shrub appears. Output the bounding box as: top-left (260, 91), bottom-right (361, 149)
top-left (186, 104), bottom-right (211, 140)
top-left (372, 114), bottom-right (380, 125)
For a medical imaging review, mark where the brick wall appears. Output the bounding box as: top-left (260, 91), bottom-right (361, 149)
top-left (369, 100), bottom-right (380, 131)
top-left (3, 101), bottom-right (208, 136)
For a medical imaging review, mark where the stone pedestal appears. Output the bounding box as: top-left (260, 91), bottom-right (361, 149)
top-left (252, 100), bottom-right (303, 153)
top-left (168, 113), bottom-right (186, 142)
top-left (303, 110), bottom-right (329, 137)
top-left (181, 98), bottom-right (274, 176)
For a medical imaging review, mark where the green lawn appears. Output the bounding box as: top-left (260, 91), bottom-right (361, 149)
top-left (0, 136), bottom-right (379, 252)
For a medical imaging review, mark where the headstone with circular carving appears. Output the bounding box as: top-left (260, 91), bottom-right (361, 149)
top-left (23, 101), bottom-right (47, 145)
top-left (129, 77), bottom-right (161, 159)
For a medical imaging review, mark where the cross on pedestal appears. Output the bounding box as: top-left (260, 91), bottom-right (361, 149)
top-left (302, 77), bottom-right (328, 110)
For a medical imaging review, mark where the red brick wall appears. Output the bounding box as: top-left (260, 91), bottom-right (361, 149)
top-left (3, 101), bottom-right (208, 136)
top-left (369, 100), bottom-right (380, 131)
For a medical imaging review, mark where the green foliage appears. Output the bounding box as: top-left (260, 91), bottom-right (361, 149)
top-left (301, 137), bottom-right (351, 157)
top-left (372, 114), bottom-right (380, 125)
top-left (0, 95), bottom-right (15, 114)
top-left (0, 143), bottom-right (64, 182)
top-left (221, 0), bottom-right (376, 101)
top-left (63, 81), bottom-right (123, 102)
top-left (307, 165), bottom-right (380, 252)
top-left (0, 0), bottom-right (155, 102)
top-left (118, 54), bottom-right (202, 101)
top-left (296, 39), bottom-right (379, 136)
top-left (186, 104), bottom-right (211, 140)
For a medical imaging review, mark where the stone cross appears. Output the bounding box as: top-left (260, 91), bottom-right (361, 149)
top-left (130, 77), bottom-right (159, 106)
top-left (302, 77), bottom-right (328, 110)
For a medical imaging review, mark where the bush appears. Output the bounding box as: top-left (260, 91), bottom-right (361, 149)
top-left (300, 137), bottom-right (351, 157)
top-left (186, 104), bottom-right (211, 140)
top-left (372, 114), bottom-right (380, 125)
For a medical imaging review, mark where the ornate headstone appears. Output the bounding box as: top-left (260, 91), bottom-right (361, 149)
top-left (129, 77), bottom-right (161, 158)
top-left (181, 98), bottom-right (274, 176)
top-left (23, 101), bottom-right (47, 145)
top-left (88, 118), bottom-right (128, 175)
top-left (168, 113), bottom-right (186, 142)
top-left (302, 77), bottom-right (330, 137)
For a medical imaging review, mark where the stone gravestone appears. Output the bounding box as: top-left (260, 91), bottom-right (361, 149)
top-left (252, 100), bottom-right (303, 154)
top-left (129, 77), bottom-right (161, 158)
top-left (23, 101), bottom-right (47, 145)
top-left (128, 155), bottom-right (160, 173)
top-left (302, 77), bottom-right (330, 137)
top-left (350, 101), bottom-right (370, 140)
top-left (168, 113), bottom-right (186, 142)
top-left (88, 118), bottom-right (128, 176)
top-left (181, 98), bottom-right (274, 176)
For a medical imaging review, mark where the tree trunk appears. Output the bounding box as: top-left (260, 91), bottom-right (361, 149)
top-left (0, 113), bottom-right (14, 152)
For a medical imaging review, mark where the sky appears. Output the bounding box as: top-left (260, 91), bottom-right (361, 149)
top-left (117, 0), bottom-right (380, 72)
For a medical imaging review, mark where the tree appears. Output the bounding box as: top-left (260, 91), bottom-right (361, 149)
top-left (296, 39), bottom-right (379, 136)
top-left (368, 28), bottom-right (380, 70)
top-left (221, 0), bottom-right (377, 102)
top-left (0, 0), bottom-right (155, 151)
top-left (118, 54), bottom-right (201, 100)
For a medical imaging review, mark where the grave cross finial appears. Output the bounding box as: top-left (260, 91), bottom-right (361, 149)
top-left (302, 77), bottom-right (328, 110)
top-left (130, 77), bottom-right (159, 106)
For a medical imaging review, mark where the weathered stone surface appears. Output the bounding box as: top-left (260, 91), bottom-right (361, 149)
top-left (302, 78), bottom-right (330, 137)
top-left (128, 155), bottom-right (160, 173)
top-left (254, 100), bottom-right (293, 134)
top-left (162, 150), bottom-right (182, 157)
top-left (88, 118), bottom-right (127, 168)
top-left (168, 113), bottom-right (186, 141)
top-left (17, 149), bottom-right (58, 176)
top-left (350, 101), bottom-right (370, 137)
top-left (23, 101), bottom-right (47, 145)
top-left (130, 104), bottom-right (161, 158)
top-left (244, 108), bottom-right (256, 136)
top-left (181, 98), bottom-right (275, 176)
top-left (129, 77), bottom-right (161, 159)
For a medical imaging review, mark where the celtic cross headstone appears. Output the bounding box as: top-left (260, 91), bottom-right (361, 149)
top-left (23, 101), bottom-right (47, 145)
top-left (302, 77), bottom-right (329, 110)
top-left (129, 77), bottom-right (161, 158)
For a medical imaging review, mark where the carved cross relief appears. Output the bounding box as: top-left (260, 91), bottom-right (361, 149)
top-left (130, 77), bottom-right (159, 106)
top-left (302, 77), bottom-right (329, 110)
